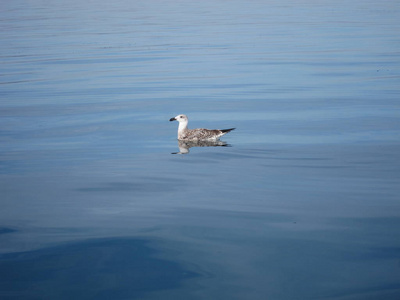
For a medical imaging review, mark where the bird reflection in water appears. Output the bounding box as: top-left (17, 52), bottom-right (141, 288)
top-left (172, 140), bottom-right (231, 154)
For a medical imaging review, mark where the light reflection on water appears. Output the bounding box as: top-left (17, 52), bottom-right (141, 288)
top-left (1, 0), bottom-right (400, 299)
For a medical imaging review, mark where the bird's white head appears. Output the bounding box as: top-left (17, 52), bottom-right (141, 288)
top-left (169, 114), bottom-right (188, 123)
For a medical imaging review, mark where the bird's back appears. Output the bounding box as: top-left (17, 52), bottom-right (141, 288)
top-left (179, 128), bottom-right (235, 141)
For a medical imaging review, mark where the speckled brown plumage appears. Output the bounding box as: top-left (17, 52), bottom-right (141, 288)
top-left (170, 114), bottom-right (235, 141)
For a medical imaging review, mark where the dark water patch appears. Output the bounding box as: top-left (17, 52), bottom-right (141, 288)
top-left (325, 284), bottom-right (400, 300)
top-left (0, 237), bottom-right (199, 300)
top-left (76, 178), bottom-right (182, 194)
top-left (343, 246), bottom-right (400, 262)
top-left (0, 228), bottom-right (16, 235)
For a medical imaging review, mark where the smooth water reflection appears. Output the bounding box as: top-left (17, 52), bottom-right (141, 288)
top-left (0, 237), bottom-right (199, 300)
top-left (172, 140), bottom-right (230, 154)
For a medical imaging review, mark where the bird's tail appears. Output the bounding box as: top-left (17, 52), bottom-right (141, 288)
top-left (220, 128), bottom-right (235, 133)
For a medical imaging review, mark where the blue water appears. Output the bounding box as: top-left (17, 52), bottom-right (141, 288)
top-left (1, 0), bottom-right (400, 299)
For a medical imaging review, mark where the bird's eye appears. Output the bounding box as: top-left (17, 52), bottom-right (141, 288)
top-left (180, 116), bottom-right (183, 118)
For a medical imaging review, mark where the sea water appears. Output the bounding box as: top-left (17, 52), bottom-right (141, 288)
top-left (1, 0), bottom-right (400, 299)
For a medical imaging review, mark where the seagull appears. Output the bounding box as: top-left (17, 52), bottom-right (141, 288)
top-left (169, 114), bottom-right (235, 141)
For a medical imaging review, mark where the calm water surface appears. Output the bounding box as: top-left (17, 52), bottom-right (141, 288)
top-left (1, 0), bottom-right (400, 299)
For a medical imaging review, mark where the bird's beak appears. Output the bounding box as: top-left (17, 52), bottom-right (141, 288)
top-left (169, 117), bottom-right (176, 121)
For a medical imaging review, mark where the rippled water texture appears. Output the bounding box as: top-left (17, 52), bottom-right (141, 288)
top-left (1, 0), bottom-right (400, 299)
